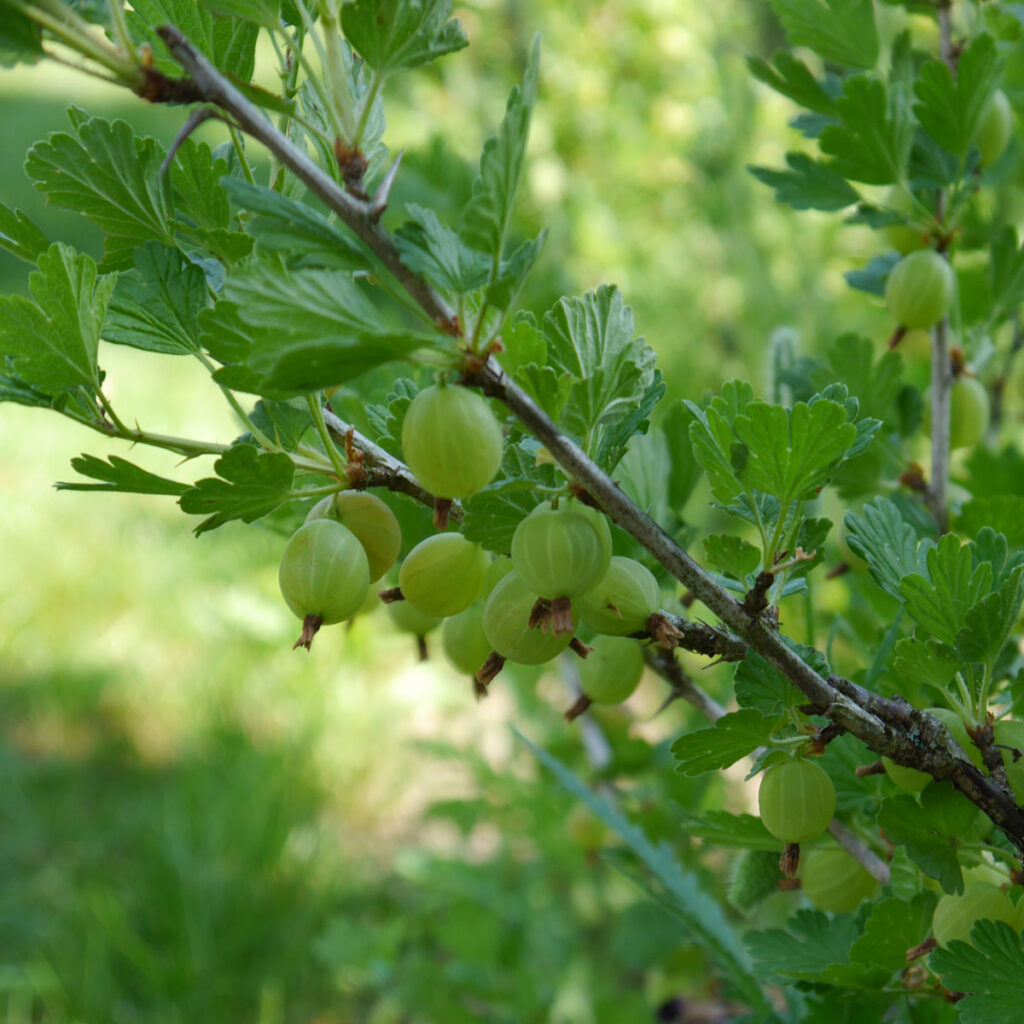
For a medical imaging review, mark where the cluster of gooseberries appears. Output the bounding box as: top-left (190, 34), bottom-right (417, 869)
top-left (277, 380), bottom-right (658, 718)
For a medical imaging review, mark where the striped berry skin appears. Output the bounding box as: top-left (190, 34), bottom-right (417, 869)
top-left (401, 383), bottom-right (504, 499)
top-left (399, 533), bottom-right (489, 618)
top-left (578, 556), bottom-right (660, 635)
top-left (758, 759), bottom-right (836, 844)
top-left (482, 572), bottom-right (574, 665)
top-left (510, 502), bottom-right (612, 600)
top-left (578, 635), bottom-right (644, 704)
top-left (305, 491), bottom-right (401, 582)
top-left (801, 845), bottom-right (877, 913)
top-left (932, 882), bottom-right (1016, 948)
top-left (278, 519), bottom-right (370, 624)
top-left (885, 250), bottom-right (955, 330)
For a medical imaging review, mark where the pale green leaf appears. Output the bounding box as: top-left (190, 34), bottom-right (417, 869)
top-left (57, 454), bottom-right (190, 495)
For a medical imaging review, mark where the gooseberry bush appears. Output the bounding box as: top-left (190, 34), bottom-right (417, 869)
top-left (3, 0), bottom-right (1024, 1019)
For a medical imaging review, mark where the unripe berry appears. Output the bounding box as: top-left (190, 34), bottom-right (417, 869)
top-left (758, 759), bottom-right (835, 844)
top-left (973, 89), bottom-right (1013, 167)
top-left (442, 604), bottom-right (492, 676)
top-left (801, 844), bottom-right (878, 913)
top-left (401, 383), bottom-right (504, 499)
top-left (482, 572), bottom-right (574, 665)
top-left (578, 556), bottom-right (660, 635)
top-left (932, 881), bottom-right (1015, 947)
top-left (577, 635), bottom-right (644, 705)
top-left (398, 533), bottom-right (489, 618)
top-left (886, 250), bottom-right (955, 330)
top-left (306, 491), bottom-right (401, 582)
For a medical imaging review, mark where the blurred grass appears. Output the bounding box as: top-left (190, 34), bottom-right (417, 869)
top-left (0, 0), bottom-right (900, 1018)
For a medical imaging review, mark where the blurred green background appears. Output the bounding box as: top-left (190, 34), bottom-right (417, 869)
top-left (0, 1), bottom-right (934, 1021)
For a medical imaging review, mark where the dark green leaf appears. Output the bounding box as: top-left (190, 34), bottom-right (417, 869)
top-left (221, 179), bottom-right (367, 270)
top-left (594, 372), bottom-right (665, 475)
top-left (735, 646), bottom-right (826, 716)
top-left (201, 0), bottom-right (280, 27)
top-left (671, 710), bottom-right (774, 775)
top-left (704, 534), bottom-right (760, 582)
top-left (57, 454), bottom-right (190, 495)
top-left (849, 893), bottom-right (937, 973)
top-left (0, 2), bottom-right (42, 63)
top-left (746, 52), bottom-right (835, 115)
top-left (844, 251), bottom-right (900, 296)
top-left (891, 637), bottom-right (960, 695)
top-left (25, 113), bottom-right (173, 270)
top-left (988, 227), bottom-right (1024, 326)
top-left (395, 204), bottom-right (489, 293)
top-left (0, 244), bottom-right (113, 394)
top-left (674, 810), bottom-right (781, 850)
top-left (733, 398), bottom-right (858, 505)
top-left (876, 795), bottom-right (963, 893)
top-left (819, 76), bottom-right (913, 185)
top-left (0, 202), bottom-right (49, 265)
top-left (913, 35), bottom-right (1002, 158)
top-left (104, 243), bottom-right (207, 355)
top-left (342, 0), bottom-right (468, 74)
top-left (749, 153), bottom-right (859, 211)
top-left (930, 921), bottom-right (1024, 1024)
top-left (900, 533), bottom-right (993, 645)
top-left (685, 380), bottom-right (755, 505)
top-left (179, 444), bottom-right (296, 534)
top-left (768, 0), bottom-right (878, 68)
top-left (247, 399), bottom-right (312, 451)
top-left (459, 36), bottom-right (538, 265)
top-left (955, 566), bottom-right (1024, 667)
top-left (844, 496), bottom-right (933, 599)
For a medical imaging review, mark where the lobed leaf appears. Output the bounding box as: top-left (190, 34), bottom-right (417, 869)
top-left (342, 0), bottom-right (468, 75)
top-left (767, 0), bottom-right (878, 69)
top-left (671, 709), bottom-right (774, 775)
top-left (57, 454), bottom-right (191, 496)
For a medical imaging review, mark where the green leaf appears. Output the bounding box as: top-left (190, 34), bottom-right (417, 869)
top-left (395, 204), bottom-right (490, 293)
top-left (988, 227), bottom-right (1024, 327)
top-left (542, 285), bottom-right (658, 442)
top-left (818, 333), bottom-right (902, 423)
top-left (247, 399), bottom-right (312, 451)
top-left (849, 893), bottom-right (937, 973)
top-left (746, 52), bottom-right (835, 115)
top-left (103, 243), bottom-right (207, 355)
top-left (733, 398), bottom-right (858, 505)
top-left (127, 0), bottom-right (258, 80)
top-left (734, 646), bottom-right (825, 717)
top-left (768, 0), bottom-right (878, 68)
top-left (459, 36), bottom-right (538, 267)
top-left (484, 231), bottom-right (546, 311)
top-left (899, 533), bottom-right (993, 645)
top-left (819, 76), bottom-right (913, 185)
top-left (913, 35), bottom-right (1002, 158)
top-left (844, 251), bottom-right (900, 297)
top-left (661, 399), bottom-right (704, 512)
top-left (0, 202), bottom-right (49, 265)
top-left (223, 263), bottom-right (441, 392)
top-left (673, 810), bottom-right (781, 851)
top-left (221, 179), bottom-right (367, 271)
top-left (891, 637), bottom-right (960, 695)
top-left (460, 440), bottom-right (559, 554)
top-left (746, 910), bottom-right (879, 987)
top-left (0, 3), bottom-right (42, 63)
top-left (0, 244), bottom-right (113, 394)
top-left (704, 534), bottom-right (760, 582)
top-left (25, 113), bottom-right (173, 270)
top-left (593, 371), bottom-right (665, 475)
top-left (749, 154), bottom-right (860, 211)
top-left (930, 921), bottom-right (1024, 1024)
top-left (517, 730), bottom-right (772, 1015)
top-left (844, 497), bottom-right (933, 600)
top-left (671, 710), bottom-right (774, 775)
top-left (56, 454), bottom-right (190, 496)
top-left (876, 794), bottom-right (963, 893)
top-left (955, 566), bottom-right (1024, 667)
top-left (958, 498), bottom-right (1024, 551)
top-left (342, 0), bottom-right (468, 74)
top-left (201, 0), bottom-right (280, 28)
top-left (686, 380), bottom-right (755, 505)
top-left (179, 444), bottom-right (296, 534)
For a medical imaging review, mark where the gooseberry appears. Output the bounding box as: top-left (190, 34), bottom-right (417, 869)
top-left (973, 89), bottom-right (1013, 167)
top-left (885, 250), bottom-right (955, 330)
top-left (577, 635), bottom-right (645, 705)
top-left (578, 556), bottom-right (661, 636)
top-left (948, 377), bottom-right (990, 449)
top-left (758, 759), bottom-right (836, 844)
top-left (801, 844), bottom-right (878, 913)
top-left (398, 533), bottom-right (489, 617)
top-left (932, 881), bottom-right (1016, 947)
top-left (442, 604), bottom-right (492, 676)
top-left (386, 594), bottom-right (441, 637)
top-left (401, 383), bottom-right (504, 499)
top-left (306, 491), bottom-right (401, 582)
top-left (481, 571), bottom-right (575, 665)
top-left (994, 719), bottom-right (1024, 802)
top-left (279, 519), bottom-right (370, 649)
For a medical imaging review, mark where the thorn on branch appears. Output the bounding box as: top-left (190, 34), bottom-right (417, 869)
top-left (369, 149), bottom-right (403, 221)
top-left (807, 721), bottom-right (846, 754)
top-left (856, 760), bottom-right (887, 777)
top-left (160, 106), bottom-right (223, 176)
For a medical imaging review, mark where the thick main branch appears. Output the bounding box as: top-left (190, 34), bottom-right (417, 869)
top-left (156, 24), bottom-right (1024, 859)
